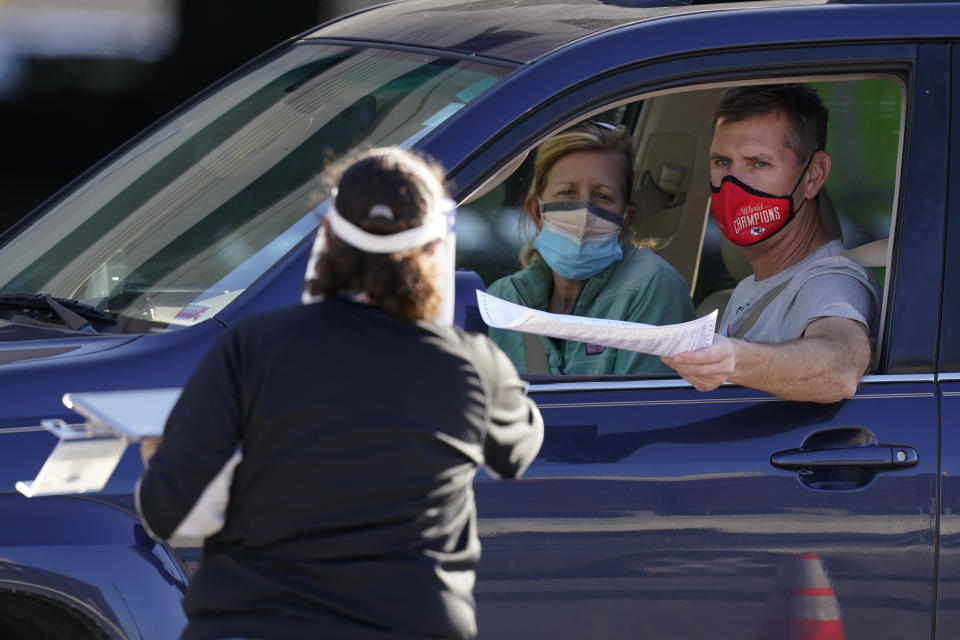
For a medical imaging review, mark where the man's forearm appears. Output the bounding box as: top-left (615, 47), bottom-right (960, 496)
top-left (661, 317), bottom-right (872, 403)
top-left (728, 332), bottom-right (869, 402)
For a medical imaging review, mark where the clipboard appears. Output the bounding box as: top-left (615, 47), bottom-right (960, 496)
top-left (16, 388), bottom-right (182, 498)
top-left (64, 388), bottom-right (182, 440)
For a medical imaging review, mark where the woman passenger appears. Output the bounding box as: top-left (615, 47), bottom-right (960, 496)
top-left (487, 121), bottom-right (695, 375)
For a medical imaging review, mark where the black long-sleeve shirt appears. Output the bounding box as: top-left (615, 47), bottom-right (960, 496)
top-left (137, 298), bottom-right (543, 640)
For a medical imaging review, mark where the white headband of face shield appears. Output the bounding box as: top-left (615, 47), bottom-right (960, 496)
top-left (303, 191), bottom-right (457, 326)
top-left (325, 194), bottom-right (455, 253)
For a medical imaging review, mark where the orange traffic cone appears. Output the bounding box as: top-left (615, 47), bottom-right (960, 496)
top-left (754, 552), bottom-right (845, 640)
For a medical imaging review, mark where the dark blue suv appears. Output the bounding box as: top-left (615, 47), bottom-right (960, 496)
top-left (1, 0), bottom-right (958, 637)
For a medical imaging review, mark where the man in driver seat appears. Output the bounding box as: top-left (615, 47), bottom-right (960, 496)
top-left (663, 84), bottom-right (881, 403)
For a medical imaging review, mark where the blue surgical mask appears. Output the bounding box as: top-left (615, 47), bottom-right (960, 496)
top-left (533, 199), bottom-right (624, 280)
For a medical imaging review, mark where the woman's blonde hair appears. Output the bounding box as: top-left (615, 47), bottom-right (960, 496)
top-left (304, 147), bottom-right (448, 321)
top-left (531, 121), bottom-right (635, 203)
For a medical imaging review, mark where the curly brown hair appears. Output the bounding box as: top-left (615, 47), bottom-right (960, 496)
top-left (304, 148), bottom-right (449, 322)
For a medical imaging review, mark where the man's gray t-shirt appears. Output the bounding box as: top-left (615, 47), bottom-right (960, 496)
top-left (719, 240), bottom-right (882, 344)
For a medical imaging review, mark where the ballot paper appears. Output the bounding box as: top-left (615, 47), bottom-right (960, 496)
top-left (16, 388), bottom-right (182, 498)
top-left (477, 290), bottom-right (716, 357)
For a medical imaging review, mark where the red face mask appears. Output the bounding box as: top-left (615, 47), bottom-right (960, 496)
top-left (709, 156), bottom-right (813, 246)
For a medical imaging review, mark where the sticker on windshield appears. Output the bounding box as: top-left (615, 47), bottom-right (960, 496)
top-left (174, 304), bottom-right (209, 322)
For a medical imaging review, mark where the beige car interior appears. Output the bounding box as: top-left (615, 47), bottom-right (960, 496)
top-left (629, 88), bottom-right (724, 292)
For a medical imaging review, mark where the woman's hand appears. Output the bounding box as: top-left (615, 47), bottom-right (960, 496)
top-left (140, 437), bottom-right (162, 469)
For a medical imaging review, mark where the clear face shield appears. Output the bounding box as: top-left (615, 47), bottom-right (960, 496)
top-left (303, 193), bottom-right (457, 326)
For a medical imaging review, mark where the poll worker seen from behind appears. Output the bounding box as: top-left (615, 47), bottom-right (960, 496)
top-left (662, 84), bottom-right (881, 403)
top-left (137, 147), bottom-right (544, 640)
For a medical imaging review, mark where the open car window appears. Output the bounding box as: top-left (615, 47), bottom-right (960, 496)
top-left (457, 76), bottom-right (902, 377)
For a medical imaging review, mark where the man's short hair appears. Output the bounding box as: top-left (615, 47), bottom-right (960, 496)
top-left (712, 84), bottom-right (828, 165)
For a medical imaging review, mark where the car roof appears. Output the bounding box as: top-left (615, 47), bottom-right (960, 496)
top-left (304, 0), bottom-right (837, 64)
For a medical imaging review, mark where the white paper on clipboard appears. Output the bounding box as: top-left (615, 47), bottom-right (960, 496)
top-left (16, 388), bottom-right (182, 498)
top-left (15, 436), bottom-right (131, 498)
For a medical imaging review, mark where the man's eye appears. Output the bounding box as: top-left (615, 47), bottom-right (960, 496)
top-left (754, 161), bottom-right (770, 169)
top-left (594, 192), bottom-right (612, 201)
top-left (713, 158), bottom-right (730, 169)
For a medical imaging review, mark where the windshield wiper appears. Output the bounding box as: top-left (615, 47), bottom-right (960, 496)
top-left (0, 293), bottom-right (115, 334)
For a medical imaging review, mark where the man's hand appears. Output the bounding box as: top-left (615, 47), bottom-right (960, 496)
top-left (660, 317), bottom-right (871, 403)
top-left (140, 437), bottom-right (162, 469)
top-left (661, 334), bottom-right (738, 392)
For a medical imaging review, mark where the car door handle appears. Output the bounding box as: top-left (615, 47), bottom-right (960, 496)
top-left (771, 444), bottom-right (918, 470)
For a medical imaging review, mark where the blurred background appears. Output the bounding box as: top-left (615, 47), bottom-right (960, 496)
top-left (0, 0), bottom-right (379, 235)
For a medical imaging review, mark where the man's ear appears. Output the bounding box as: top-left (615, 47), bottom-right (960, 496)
top-left (802, 150), bottom-right (832, 199)
top-left (619, 204), bottom-right (638, 241)
top-left (524, 194), bottom-right (543, 230)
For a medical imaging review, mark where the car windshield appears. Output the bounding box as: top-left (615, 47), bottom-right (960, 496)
top-left (0, 44), bottom-right (508, 334)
